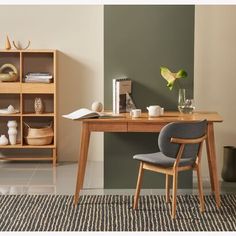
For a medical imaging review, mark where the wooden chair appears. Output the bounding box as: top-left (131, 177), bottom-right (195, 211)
top-left (133, 120), bottom-right (207, 219)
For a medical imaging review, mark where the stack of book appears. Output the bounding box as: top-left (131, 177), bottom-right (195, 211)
top-left (25, 73), bottom-right (53, 83)
top-left (113, 78), bottom-right (136, 114)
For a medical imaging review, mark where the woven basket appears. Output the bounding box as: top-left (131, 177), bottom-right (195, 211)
top-left (24, 122), bottom-right (54, 145)
top-left (24, 135), bottom-right (53, 146)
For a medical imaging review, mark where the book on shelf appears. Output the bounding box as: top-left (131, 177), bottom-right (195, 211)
top-left (25, 78), bottom-right (52, 83)
top-left (113, 78), bottom-right (136, 114)
top-left (25, 72), bottom-right (53, 83)
top-left (62, 108), bottom-right (124, 120)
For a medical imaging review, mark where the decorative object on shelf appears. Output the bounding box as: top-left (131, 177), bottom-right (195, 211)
top-left (7, 120), bottom-right (17, 145)
top-left (221, 146), bottom-right (236, 182)
top-left (91, 101), bottom-right (103, 112)
top-left (0, 105), bottom-right (19, 114)
top-left (24, 122), bottom-right (53, 146)
top-left (34, 97), bottom-right (44, 114)
top-left (0, 64), bottom-right (18, 82)
top-left (12, 40), bottom-right (31, 50)
top-left (0, 135), bottom-right (8, 146)
top-left (5, 35), bottom-right (11, 50)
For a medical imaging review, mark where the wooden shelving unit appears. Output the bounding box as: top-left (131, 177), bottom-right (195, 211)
top-left (0, 49), bottom-right (57, 165)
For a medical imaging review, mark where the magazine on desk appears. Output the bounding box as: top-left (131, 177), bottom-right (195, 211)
top-left (112, 78), bottom-right (136, 114)
top-left (62, 108), bottom-right (124, 120)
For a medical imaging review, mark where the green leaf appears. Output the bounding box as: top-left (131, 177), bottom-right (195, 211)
top-left (176, 69), bottom-right (187, 78)
top-left (160, 66), bottom-right (188, 91)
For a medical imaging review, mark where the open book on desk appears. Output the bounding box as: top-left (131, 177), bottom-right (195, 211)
top-left (62, 108), bottom-right (125, 120)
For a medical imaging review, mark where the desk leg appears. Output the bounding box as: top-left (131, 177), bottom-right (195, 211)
top-left (74, 123), bottom-right (90, 205)
top-left (206, 123), bottom-right (220, 208)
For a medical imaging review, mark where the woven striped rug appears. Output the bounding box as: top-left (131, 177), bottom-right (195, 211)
top-left (0, 194), bottom-right (235, 231)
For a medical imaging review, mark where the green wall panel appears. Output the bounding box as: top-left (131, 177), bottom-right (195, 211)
top-left (104, 5), bottom-right (195, 188)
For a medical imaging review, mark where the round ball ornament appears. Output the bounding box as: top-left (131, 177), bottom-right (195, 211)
top-left (91, 101), bottom-right (103, 112)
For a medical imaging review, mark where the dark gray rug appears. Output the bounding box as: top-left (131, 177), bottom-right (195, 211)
top-left (0, 194), bottom-right (235, 231)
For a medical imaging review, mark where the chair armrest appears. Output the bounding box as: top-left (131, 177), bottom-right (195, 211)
top-left (171, 135), bottom-right (207, 144)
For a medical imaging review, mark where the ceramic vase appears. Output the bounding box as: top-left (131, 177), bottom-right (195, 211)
top-left (7, 120), bottom-right (17, 145)
top-left (0, 135), bottom-right (8, 146)
top-left (34, 97), bottom-right (44, 114)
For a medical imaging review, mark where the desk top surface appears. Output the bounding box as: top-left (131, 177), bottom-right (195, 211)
top-left (83, 111), bottom-right (223, 123)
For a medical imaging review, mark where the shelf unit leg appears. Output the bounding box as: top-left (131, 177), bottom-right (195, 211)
top-left (52, 148), bottom-right (57, 166)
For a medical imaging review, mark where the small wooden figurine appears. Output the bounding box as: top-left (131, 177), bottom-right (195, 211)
top-left (5, 35), bottom-right (11, 50)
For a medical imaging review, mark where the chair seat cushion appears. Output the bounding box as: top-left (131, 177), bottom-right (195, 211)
top-left (133, 152), bottom-right (195, 168)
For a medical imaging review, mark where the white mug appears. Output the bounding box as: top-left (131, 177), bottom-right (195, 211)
top-left (160, 107), bottom-right (164, 115)
top-left (131, 109), bottom-right (141, 118)
top-left (147, 105), bottom-right (163, 117)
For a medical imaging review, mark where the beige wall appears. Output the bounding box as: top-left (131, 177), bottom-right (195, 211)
top-left (195, 6), bottom-right (236, 180)
top-left (0, 6), bottom-right (104, 162)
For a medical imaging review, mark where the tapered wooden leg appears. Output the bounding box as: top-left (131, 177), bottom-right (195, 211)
top-left (74, 122), bottom-right (91, 205)
top-left (165, 174), bottom-right (170, 203)
top-left (133, 162), bottom-right (144, 210)
top-left (171, 170), bottom-right (178, 219)
top-left (52, 148), bottom-right (57, 167)
top-left (196, 166), bottom-right (205, 212)
top-left (205, 132), bottom-right (214, 192)
top-left (206, 123), bottom-right (221, 208)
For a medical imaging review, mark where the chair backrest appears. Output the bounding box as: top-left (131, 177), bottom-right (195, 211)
top-left (158, 120), bottom-right (207, 159)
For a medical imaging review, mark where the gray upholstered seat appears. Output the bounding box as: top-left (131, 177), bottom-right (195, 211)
top-left (133, 152), bottom-right (195, 167)
top-left (133, 120), bottom-right (207, 219)
top-left (133, 120), bottom-right (207, 168)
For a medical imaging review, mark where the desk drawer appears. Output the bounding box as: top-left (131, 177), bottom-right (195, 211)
top-left (89, 122), bottom-right (127, 132)
top-left (128, 122), bottom-right (165, 132)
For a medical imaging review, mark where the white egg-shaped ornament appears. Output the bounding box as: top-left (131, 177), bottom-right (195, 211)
top-left (91, 101), bottom-right (103, 112)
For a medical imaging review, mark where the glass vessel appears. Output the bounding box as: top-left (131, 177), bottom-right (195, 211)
top-left (178, 88), bottom-right (186, 113)
top-left (178, 89), bottom-right (195, 114)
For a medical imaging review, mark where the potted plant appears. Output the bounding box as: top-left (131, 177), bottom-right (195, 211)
top-left (160, 66), bottom-right (193, 113)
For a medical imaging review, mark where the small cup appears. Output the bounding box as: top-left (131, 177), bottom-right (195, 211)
top-left (160, 107), bottom-right (164, 115)
top-left (131, 109), bottom-right (141, 118)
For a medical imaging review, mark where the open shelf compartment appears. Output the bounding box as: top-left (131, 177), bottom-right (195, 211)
top-left (0, 94), bottom-right (21, 116)
top-left (23, 116), bottom-right (54, 147)
top-left (0, 116), bottom-right (21, 146)
top-left (0, 51), bottom-right (21, 83)
top-left (22, 94), bottom-right (54, 115)
top-left (22, 52), bottom-right (54, 83)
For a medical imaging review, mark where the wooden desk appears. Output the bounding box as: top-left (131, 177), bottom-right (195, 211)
top-left (74, 111), bottom-right (223, 207)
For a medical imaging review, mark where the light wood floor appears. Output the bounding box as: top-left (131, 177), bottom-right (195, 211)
top-left (0, 161), bottom-right (235, 195)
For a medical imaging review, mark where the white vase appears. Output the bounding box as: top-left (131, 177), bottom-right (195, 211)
top-left (7, 120), bottom-right (17, 145)
top-left (0, 135), bottom-right (8, 145)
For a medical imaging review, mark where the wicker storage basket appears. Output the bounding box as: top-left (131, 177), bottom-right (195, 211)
top-left (24, 136), bottom-right (53, 146)
top-left (24, 122), bottom-right (54, 146)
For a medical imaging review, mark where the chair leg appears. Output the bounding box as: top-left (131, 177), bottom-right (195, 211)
top-left (133, 162), bottom-right (144, 210)
top-left (171, 170), bottom-right (178, 219)
top-left (165, 174), bottom-right (170, 203)
top-left (196, 166), bottom-right (205, 212)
